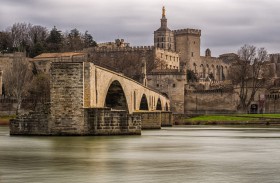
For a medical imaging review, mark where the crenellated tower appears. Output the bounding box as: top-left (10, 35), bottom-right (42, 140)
top-left (154, 6), bottom-right (175, 51)
top-left (173, 29), bottom-right (201, 72)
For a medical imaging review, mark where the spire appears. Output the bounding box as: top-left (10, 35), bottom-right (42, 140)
top-left (162, 6), bottom-right (166, 18)
top-left (160, 6), bottom-right (168, 30)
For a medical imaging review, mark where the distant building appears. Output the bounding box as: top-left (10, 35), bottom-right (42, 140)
top-left (32, 52), bottom-right (87, 73)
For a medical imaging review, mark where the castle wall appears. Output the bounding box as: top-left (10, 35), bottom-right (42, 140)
top-left (155, 48), bottom-right (180, 70)
top-left (147, 72), bottom-right (186, 114)
top-left (199, 56), bottom-right (230, 81)
top-left (85, 47), bottom-right (155, 82)
top-left (185, 90), bottom-right (237, 114)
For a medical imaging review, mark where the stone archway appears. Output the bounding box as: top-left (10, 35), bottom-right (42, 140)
top-left (156, 98), bottom-right (162, 110)
top-left (139, 94), bottom-right (149, 110)
top-left (105, 80), bottom-right (128, 111)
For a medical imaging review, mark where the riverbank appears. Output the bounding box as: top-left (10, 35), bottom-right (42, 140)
top-left (176, 114), bottom-right (280, 126)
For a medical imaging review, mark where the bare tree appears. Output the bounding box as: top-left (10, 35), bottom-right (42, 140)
top-left (29, 73), bottom-right (50, 109)
top-left (3, 55), bottom-right (33, 114)
top-left (9, 23), bottom-right (32, 52)
top-left (229, 44), bottom-right (273, 112)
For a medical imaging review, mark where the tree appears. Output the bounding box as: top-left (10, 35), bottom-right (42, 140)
top-left (9, 23), bottom-right (32, 52)
top-left (3, 55), bottom-right (33, 114)
top-left (229, 44), bottom-right (273, 112)
top-left (64, 28), bottom-right (83, 51)
top-left (83, 31), bottom-right (97, 48)
top-left (0, 31), bottom-right (13, 53)
top-left (29, 25), bottom-right (48, 57)
top-left (187, 69), bottom-right (198, 82)
top-left (28, 73), bottom-right (50, 109)
top-left (46, 26), bottom-right (63, 52)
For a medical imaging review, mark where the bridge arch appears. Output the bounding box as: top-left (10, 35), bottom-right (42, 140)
top-left (165, 102), bottom-right (169, 111)
top-left (156, 98), bottom-right (162, 110)
top-left (104, 80), bottom-right (128, 111)
top-left (139, 94), bottom-right (149, 110)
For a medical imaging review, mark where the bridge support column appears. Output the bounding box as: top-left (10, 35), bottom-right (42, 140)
top-left (133, 111), bottom-right (173, 129)
top-left (84, 108), bottom-right (141, 135)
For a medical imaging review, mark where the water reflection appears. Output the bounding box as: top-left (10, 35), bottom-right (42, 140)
top-left (0, 126), bottom-right (280, 183)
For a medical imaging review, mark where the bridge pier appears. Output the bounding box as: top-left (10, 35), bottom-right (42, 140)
top-left (133, 111), bottom-right (173, 129)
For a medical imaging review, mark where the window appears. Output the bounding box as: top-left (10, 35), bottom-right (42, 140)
top-left (191, 52), bottom-right (194, 57)
top-left (166, 55), bottom-right (168, 59)
top-left (173, 84), bottom-right (176, 88)
top-left (156, 84), bottom-right (159, 87)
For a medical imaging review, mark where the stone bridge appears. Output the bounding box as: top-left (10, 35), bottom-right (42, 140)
top-left (51, 61), bottom-right (170, 114)
top-left (10, 61), bottom-right (172, 136)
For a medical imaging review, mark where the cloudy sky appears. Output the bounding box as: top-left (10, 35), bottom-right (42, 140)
top-left (1, 0), bottom-right (280, 56)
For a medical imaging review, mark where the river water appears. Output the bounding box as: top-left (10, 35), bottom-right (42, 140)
top-left (0, 126), bottom-right (280, 183)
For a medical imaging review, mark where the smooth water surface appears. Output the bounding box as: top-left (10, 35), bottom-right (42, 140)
top-left (0, 126), bottom-right (280, 183)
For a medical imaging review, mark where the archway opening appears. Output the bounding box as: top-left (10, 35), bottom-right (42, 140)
top-left (105, 80), bottom-right (128, 111)
top-left (165, 102), bottom-right (169, 111)
top-left (156, 98), bottom-right (162, 110)
top-left (139, 94), bottom-right (149, 110)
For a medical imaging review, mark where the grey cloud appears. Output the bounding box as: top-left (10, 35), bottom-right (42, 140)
top-left (1, 0), bottom-right (280, 56)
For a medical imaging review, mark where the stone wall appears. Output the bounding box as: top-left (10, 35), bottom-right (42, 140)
top-left (161, 111), bottom-right (173, 126)
top-left (147, 71), bottom-right (186, 113)
top-left (134, 111), bottom-right (162, 129)
top-left (84, 108), bottom-right (141, 135)
top-left (49, 62), bottom-right (85, 135)
top-left (85, 47), bottom-right (155, 82)
top-left (133, 111), bottom-right (173, 129)
top-left (185, 90), bottom-right (237, 114)
top-left (10, 104), bottom-right (49, 135)
top-left (155, 48), bottom-right (180, 70)
top-left (174, 29), bottom-right (201, 70)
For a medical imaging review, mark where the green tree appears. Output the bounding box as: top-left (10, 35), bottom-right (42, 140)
top-left (46, 26), bottom-right (63, 52)
top-left (0, 31), bottom-right (13, 53)
top-left (29, 25), bottom-right (48, 57)
top-left (65, 28), bottom-right (83, 51)
top-left (83, 31), bottom-right (97, 48)
top-left (187, 69), bottom-right (198, 82)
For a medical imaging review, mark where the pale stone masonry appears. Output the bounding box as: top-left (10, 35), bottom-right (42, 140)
top-left (10, 60), bottom-right (173, 135)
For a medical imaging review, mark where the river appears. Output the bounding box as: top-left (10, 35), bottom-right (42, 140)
top-left (0, 126), bottom-right (280, 183)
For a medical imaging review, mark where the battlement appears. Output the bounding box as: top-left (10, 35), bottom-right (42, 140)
top-left (87, 46), bottom-right (155, 52)
top-left (173, 29), bottom-right (201, 36)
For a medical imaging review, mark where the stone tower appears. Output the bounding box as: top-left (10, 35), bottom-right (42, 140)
top-left (173, 29), bottom-right (201, 71)
top-left (154, 6), bottom-right (175, 51)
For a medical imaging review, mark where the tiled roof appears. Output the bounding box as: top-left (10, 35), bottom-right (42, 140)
top-left (34, 52), bottom-right (85, 59)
